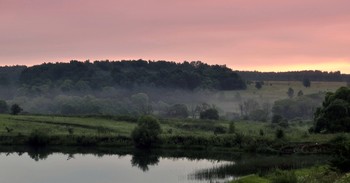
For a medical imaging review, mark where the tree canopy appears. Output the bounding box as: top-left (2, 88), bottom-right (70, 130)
top-left (131, 115), bottom-right (162, 148)
top-left (200, 108), bottom-right (219, 120)
top-left (313, 87), bottom-right (350, 133)
top-left (237, 70), bottom-right (349, 82)
top-left (19, 60), bottom-right (246, 92)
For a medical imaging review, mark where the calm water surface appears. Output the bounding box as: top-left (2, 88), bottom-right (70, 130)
top-left (0, 149), bottom-right (330, 183)
top-left (0, 152), bottom-right (234, 183)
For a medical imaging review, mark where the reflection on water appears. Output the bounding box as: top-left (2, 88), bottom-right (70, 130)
top-left (0, 146), bottom-right (330, 183)
top-left (131, 149), bottom-right (160, 172)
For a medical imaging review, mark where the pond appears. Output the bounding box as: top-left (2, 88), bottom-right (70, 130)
top-left (0, 147), bottom-right (330, 183)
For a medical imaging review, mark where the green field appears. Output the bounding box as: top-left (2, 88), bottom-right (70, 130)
top-left (0, 81), bottom-right (348, 147)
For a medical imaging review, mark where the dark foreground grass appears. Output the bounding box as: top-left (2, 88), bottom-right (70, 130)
top-left (231, 166), bottom-right (350, 183)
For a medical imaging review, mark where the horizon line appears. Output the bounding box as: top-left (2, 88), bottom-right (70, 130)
top-left (0, 59), bottom-right (348, 75)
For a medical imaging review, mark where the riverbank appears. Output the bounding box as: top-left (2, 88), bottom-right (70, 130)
top-left (1, 113), bottom-right (349, 182)
top-left (0, 114), bottom-right (347, 154)
top-left (231, 166), bottom-right (350, 183)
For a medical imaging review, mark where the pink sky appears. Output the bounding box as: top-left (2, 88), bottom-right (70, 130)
top-left (1, 0), bottom-right (349, 73)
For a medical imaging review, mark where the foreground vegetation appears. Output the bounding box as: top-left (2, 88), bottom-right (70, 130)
top-left (232, 166), bottom-right (350, 183)
top-left (3, 111), bottom-right (347, 183)
top-left (0, 114), bottom-right (348, 151)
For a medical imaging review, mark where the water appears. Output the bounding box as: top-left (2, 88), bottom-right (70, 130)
top-left (0, 147), bottom-right (330, 183)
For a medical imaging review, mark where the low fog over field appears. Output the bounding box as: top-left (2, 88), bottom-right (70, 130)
top-left (0, 60), bottom-right (348, 121)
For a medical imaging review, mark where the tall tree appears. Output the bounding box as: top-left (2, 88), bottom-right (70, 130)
top-left (11, 104), bottom-right (22, 115)
top-left (0, 100), bottom-right (8, 113)
top-left (287, 87), bottom-right (294, 98)
top-left (313, 87), bottom-right (350, 133)
top-left (303, 78), bottom-right (311, 88)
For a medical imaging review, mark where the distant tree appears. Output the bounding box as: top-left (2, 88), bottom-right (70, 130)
top-left (273, 94), bottom-right (323, 120)
top-left (271, 114), bottom-right (289, 128)
top-left (287, 87), bottom-right (294, 98)
top-left (75, 80), bottom-right (91, 91)
top-left (60, 104), bottom-right (77, 115)
top-left (20, 60), bottom-right (246, 91)
top-left (237, 70), bottom-right (345, 82)
top-left (297, 90), bottom-right (304, 97)
top-left (200, 108), bottom-right (219, 120)
top-left (0, 100), bottom-right (8, 113)
top-left (156, 101), bottom-right (170, 117)
top-left (60, 79), bottom-right (74, 92)
top-left (131, 115), bottom-right (162, 148)
top-left (239, 99), bottom-right (259, 117)
top-left (131, 93), bottom-right (151, 115)
top-left (194, 103), bottom-right (211, 117)
top-left (255, 81), bottom-right (262, 90)
top-left (10, 104), bottom-right (22, 115)
top-left (303, 78), bottom-right (311, 88)
top-left (166, 104), bottom-right (189, 118)
top-left (272, 114), bottom-right (283, 124)
top-left (0, 75), bottom-right (9, 86)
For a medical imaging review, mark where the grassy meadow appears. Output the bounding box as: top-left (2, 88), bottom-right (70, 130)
top-left (0, 113), bottom-right (347, 148)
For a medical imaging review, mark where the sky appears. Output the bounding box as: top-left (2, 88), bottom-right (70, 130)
top-left (1, 0), bottom-right (349, 73)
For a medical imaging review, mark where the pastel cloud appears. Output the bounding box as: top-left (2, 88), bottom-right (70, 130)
top-left (0, 0), bottom-right (349, 73)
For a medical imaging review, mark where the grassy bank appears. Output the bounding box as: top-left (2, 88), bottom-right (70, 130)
top-left (0, 114), bottom-right (347, 152)
top-left (1, 114), bottom-right (349, 182)
top-left (231, 166), bottom-right (350, 183)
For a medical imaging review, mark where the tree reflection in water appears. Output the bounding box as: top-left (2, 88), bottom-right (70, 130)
top-left (0, 146), bottom-right (331, 182)
top-left (131, 149), bottom-right (160, 172)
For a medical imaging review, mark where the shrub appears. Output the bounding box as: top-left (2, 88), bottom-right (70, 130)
top-left (166, 104), bottom-right (189, 118)
top-left (270, 169), bottom-right (297, 183)
top-left (131, 115), bottom-right (162, 148)
top-left (287, 87), bottom-right (295, 98)
top-left (297, 90), bottom-right (304, 97)
top-left (228, 121), bottom-right (235, 134)
top-left (67, 127), bottom-right (74, 135)
top-left (200, 108), bottom-right (219, 120)
top-left (259, 129), bottom-right (265, 136)
top-left (330, 135), bottom-right (350, 172)
top-left (303, 78), bottom-right (311, 88)
top-left (250, 109), bottom-right (268, 122)
top-left (234, 133), bottom-right (245, 148)
top-left (275, 129), bottom-right (285, 139)
top-left (0, 100), bottom-right (8, 113)
top-left (255, 81), bottom-right (263, 89)
top-left (214, 126), bottom-right (227, 135)
top-left (28, 129), bottom-right (50, 146)
top-left (272, 115), bottom-right (283, 124)
top-left (10, 104), bottom-right (22, 115)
